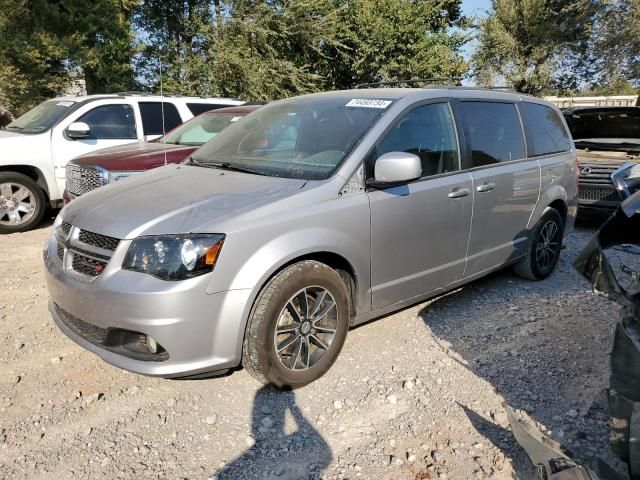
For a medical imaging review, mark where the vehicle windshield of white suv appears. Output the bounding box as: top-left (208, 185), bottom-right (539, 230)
top-left (566, 108), bottom-right (640, 152)
top-left (191, 97), bottom-right (392, 180)
top-left (160, 113), bottom-right (242, 146)
top-left (5, 100), bottom-right (75, 134)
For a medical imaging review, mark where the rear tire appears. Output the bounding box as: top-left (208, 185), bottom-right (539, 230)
top-left (513, 208), bottom-right (564, 280)
top-left (242, 261), bottom-right (350, 389)
top-left (0, 172), bottom-right (46, 234)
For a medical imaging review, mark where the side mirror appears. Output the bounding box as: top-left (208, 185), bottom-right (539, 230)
top-left (65, 122), bottom-right (91, 140)
top-left (373, 152), bottom-right (422, 184)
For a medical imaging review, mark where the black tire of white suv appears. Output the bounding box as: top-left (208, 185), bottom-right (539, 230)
top-left (0, 172), bottom-right (47, 234)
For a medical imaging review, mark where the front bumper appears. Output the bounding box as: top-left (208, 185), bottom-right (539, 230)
top-left (44, 238), bottom-right (252, 378)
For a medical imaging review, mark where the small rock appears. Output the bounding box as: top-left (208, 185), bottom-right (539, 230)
top-left (333, 400), bottom-right (343, 409)
top-left (432, 450), bottom-right (444, 463)
top-left (50, 356), bottom-right (61, 364)
top-left (261, 416), bottom-right (274, 428)
top-left (387, 395), bottom-right (398, 405)
top-left (166, 398), bottom-right (176, 409)
top-left (127, 386), bottom-right (140, 396)
top-left (83, 428), bottom-right (92, 437)
top-left (403, 380), bottom-right (414, 390)
top-left (205, 415), bottom-right (218, 425)
top-left (275, 465), bottom-right (286, 476)
top-left (408, 454), bottom-right (416, 463)
top-left (567, 409), bottom-right (579, 418)
top-left (245, 435), bottom-right (256, 447)
top-left (85, 393), bottom-right (101, 405)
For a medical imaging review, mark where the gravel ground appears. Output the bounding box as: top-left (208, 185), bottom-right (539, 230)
top-left (0, 216), bottom-right (626, 480)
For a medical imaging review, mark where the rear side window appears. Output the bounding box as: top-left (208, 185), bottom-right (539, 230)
top-left (522, 102), bottom-right (571, 156)
top-left (139, 102), bottom-right (182, 136)
top-left (376, 103), bottom-right (459, 177)
top-left (76, 104), bottom-right (136, 140)
top-left (186, 103), bottom-right (230, 116)
top-left (459, 102), bottom-right (525, 166)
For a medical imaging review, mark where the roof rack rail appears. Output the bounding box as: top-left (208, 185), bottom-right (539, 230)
top-left (354, 78), bottom-right (462, 89)
top-left (115, 91), bottom-right (185, 97)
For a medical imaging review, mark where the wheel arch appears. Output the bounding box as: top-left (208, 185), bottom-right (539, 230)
top-left (0, 165), bottom-right (50, 200)
top-left (529, 184), bottom-right (570, 232)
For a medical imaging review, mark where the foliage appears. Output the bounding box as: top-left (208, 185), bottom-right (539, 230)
top-left (133, 0), bottom-right (469, 99)
top-left (591, 0), bottom-right (640, 87)
top-left (472, 0), bottom-right (597, 94)
top-left (330, 0), bottom-right (469, 89)
top-left (0, 0), bottom-right (138, 116)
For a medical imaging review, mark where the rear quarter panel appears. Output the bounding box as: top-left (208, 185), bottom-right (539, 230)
top-left (530, 151), bottom-right (578, 235)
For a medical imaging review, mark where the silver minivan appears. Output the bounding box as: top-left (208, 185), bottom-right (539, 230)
top-left (44, 88), bottom-right (578, 387)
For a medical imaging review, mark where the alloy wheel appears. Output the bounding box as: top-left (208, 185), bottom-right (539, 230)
top-left (273, 286), bottom-right (338, 371)
top-left (535, 220), bottom-right (561, 270)
top-left (0, 182), bottom-right (36, 226)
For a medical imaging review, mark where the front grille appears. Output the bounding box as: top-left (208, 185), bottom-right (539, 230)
top-left (55, 304), bottom-right (109, 344)
top-left (72, 254), bottom-right (107, 277)
top-left (65, 164), bottom-right (106, 197)
top-left (54, 222), bottom-right (120, 278)
top-left (578, 186), bottom-right (620, 203)
top-left (79, 230), bottom-right (120, 251)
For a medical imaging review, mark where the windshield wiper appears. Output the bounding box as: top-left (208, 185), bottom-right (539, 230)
top-left (190, 159), bottom-right (267, 176)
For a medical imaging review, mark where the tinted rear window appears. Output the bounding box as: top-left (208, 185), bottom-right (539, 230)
top-left (186, 103), bottom-right (230, 116)
top-left (459, 102), bottom-right (525, 166)
top-left (139, 102), bottom-right (182, 136)
top-left (522, 102), bottom-right (571, 156)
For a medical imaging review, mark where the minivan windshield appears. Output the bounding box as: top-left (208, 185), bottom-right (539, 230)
top-left (191, 96), bottom-right (391, 180)
top-left (5, 100), bottom-right (75, 134)
top-left (160, 112), bottom-right (243, 146)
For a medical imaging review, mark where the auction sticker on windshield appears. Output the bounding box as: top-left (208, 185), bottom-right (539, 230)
top-left (346, 99), bottom-right (393, 109)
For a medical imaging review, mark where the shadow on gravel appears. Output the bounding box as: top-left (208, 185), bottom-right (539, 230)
top-left (418, 227), bottom-right (623, 473)
top-left (458, 403), bottom-right (533, 479)
top-left (213, 386), bottom-right (332, 480)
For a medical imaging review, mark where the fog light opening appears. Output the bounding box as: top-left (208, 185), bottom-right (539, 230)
top-left (146, 335), bottom-right (158, 354)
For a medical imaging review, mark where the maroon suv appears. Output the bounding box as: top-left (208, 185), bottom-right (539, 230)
top-left (64, 105), bottom-right (261, 203)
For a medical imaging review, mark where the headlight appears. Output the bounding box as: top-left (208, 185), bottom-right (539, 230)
top-left (109, 171), bottom-right (142, 183)
top-left (122, 234), bottom-right (225, 280)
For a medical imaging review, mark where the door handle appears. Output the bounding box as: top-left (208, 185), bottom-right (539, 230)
top-left (448, 187), bottom-right (471, 199)
top-left (476, 182), bottom-right (496, 193)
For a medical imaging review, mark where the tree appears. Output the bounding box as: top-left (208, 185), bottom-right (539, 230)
top-left (472, 0), bottom-right (597, 94)
top-left (329, 0), bottom-right (469, 89)
top-left (0, 0), bottom-right (138, 116)
top-left (591, 0), bottom-right (640, 87)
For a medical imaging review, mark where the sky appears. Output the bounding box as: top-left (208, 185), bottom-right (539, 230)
top-left (462, 0), bottom-right (491, 17)
top-left (460, 0), bottom-right (491, 84)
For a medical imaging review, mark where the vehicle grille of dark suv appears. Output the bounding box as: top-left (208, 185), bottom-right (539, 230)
top-left (578, 159), bottom-right (628, 208)
top-left (65, 164), bottom-right (106, 197)
top-left (54, 222), bottom-right (120, 279)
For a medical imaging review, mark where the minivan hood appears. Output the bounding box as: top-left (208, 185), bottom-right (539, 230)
top-left (62, 165), bottom-right (307, 239)
top-left (72, 142), bottom-right (197, 171)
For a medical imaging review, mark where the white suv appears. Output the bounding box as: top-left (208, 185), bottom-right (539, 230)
top-left (0, 93), bottom-right (244, 233)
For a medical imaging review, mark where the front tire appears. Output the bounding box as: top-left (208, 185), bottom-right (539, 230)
top-left (0, 172), bottom-right (47, 234)
top-left (513, 208), bottom-right (564, 280)
top-left (242, 261), bottom-right (350, 388)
